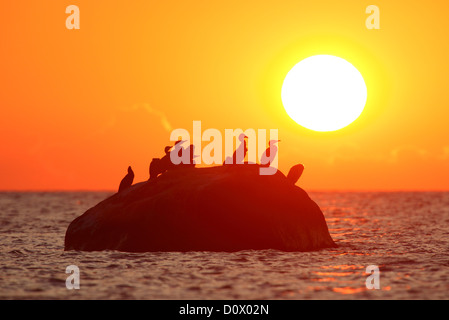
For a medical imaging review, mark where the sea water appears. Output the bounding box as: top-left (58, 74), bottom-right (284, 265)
top-left (0, 191), bottom-right (448, 299)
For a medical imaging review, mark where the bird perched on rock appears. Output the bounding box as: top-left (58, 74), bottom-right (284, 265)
top-left (224, 133), bottom-right (248, 164)
top-left (286, 164), bottom-right (304, 184)
top-left (118, 166), bottom-right (134, 192)
top-left (260, 140), bottom-right (280, 167)
top-left (184, 144), bottom-right (198, 166)
top-left (149, 140), bottom-right (187, 180)
top-left (172, 139), bottom-right (186, 160)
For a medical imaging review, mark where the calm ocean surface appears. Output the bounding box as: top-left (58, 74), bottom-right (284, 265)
top-left (0, 191), bottom-right (448, 300)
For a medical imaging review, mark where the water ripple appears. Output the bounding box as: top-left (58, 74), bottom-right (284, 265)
top-left (0, 191), bottom-right (448, 299)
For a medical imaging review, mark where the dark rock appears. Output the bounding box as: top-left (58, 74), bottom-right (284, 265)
top-left (64, 164), bottom-right (336, 252)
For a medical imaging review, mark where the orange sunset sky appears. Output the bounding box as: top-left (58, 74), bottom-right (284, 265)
top-left (1, 1), bottom-right (448, 191)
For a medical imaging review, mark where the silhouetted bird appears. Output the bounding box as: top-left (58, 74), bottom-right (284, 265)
top-left (286, 164), bottom-right (304, 184)
top-left (149, 158), bottom-right (161, 180)
top-left (172, 139), bottom-right (186, 162)
top-left (118, 166), bottom-right (134, 192)
top-left (149, 140), bottom-right (187, 180)
top-left (224, 133), bottom-right (248, 164)
top-left (260, 140), bottom-right (280, 167)
top-left (184, 144), bottom-right (198, 166)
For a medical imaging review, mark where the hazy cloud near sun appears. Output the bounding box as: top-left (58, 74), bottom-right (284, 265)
top-left (92, 103), bottom-right (173, 136)
top-left (388, 145), bottom-right (449, 163)
top-left (388, 145), bottom-right (430, 164)
top-left (327, 142), bottom-right (363, 165)
top-left (327, 143), bottom-right (449, 166)
top-left (127, 103), bottom-right (173, 132)
top-left (441, 146), bottom-right (449, 160)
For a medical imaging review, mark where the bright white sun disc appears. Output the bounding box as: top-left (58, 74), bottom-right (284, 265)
top-left (281, 55), bottom-right (367, 132)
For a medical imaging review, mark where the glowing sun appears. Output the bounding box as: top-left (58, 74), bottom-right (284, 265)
top-left (281, 55), bottom-right (367, 132)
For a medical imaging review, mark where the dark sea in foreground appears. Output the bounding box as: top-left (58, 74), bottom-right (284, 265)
top-left (0, 191), bottom-right (448, 300)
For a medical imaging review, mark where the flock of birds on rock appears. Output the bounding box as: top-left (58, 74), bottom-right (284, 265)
top-left (118, 134), bottom-right (303, 193)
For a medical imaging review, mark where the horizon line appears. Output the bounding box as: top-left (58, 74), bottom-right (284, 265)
top-left (1, 188), bottom-right (448, 193)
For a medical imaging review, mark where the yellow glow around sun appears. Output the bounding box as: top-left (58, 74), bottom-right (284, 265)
top-left (281, 55), bottom-right (367, 132)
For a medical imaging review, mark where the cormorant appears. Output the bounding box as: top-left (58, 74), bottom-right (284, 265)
top-left (149, 140), bottom-right (187, 180)
top-left (172, 139), bottom-right (186, 163)
top-left (286, 164), bottom-right (304, 184)
top-left (184, 144), bottom-right (198, 166)
top-left (118, 166), bottom-right (134, 192)
top-left (260, 140), bottom-right (280, 167)
top-left (223, 133), bottom-right (248, 164)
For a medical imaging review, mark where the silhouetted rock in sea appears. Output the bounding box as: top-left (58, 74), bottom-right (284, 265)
top-left (64, 165), bottom-right (336, 252)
